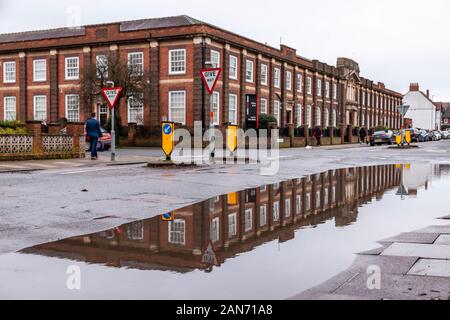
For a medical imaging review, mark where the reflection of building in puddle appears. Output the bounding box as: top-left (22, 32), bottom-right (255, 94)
top-left (22, 165), bottom-right (401, 273)
top-left (402, 163), bottom-right (448, 198)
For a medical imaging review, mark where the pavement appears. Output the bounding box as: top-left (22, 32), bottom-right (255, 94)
top-left (1, 140), bottom-right (450, 257)
top-left (0, 152), bottom-right (160, 173)
top-left (292, 224), bottom-right (450, 300)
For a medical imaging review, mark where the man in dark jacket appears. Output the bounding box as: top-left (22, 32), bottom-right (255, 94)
top-left (314, 127), bottom-right (323, 146)
top-left (85, 113), bottom-right (103, 160)
top-left (359, 127), bottom-right (367, 144)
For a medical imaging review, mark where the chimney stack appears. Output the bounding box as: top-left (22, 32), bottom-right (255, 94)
top-left (410, 83), bottom-right (419, 92)
top-left (426, 90), bottom-right (430, 98)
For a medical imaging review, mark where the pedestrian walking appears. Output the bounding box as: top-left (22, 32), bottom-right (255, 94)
top-left (85, 113), bottom-right (103, 160)
top-left (314, 127), bottom-right (323, 146)
top-left (359, 127), bottom-right (367, 144)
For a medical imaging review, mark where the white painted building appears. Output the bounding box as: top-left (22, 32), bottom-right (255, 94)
top-left (403, 83), bottom-right (441, 130)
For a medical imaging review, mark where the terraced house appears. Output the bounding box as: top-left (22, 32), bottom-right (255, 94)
top-left (0, 15), bottom-right (403, 143)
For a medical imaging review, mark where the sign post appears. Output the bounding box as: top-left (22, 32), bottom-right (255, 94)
top-left (162, 121), bottom-right (175, 161)
top-left (397, 105), bottom-right (410, 146)
top-left (200, 68), bottom-right (222, 159)
top-left (102, 86), bottom-right (122, 161)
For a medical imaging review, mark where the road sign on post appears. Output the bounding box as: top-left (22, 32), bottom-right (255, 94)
top-left (101, 87), bottom-right (123, 162)
top-left (162, 122), bottom-right (175, 161)
top-left (200, 68), bottom-right (222, 95)
top-left (201, 68), bottom-right (222, 159)
top-left (201, 241), bottom-right (219, 267)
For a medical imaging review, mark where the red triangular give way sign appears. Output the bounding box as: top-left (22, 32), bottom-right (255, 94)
top-left (200, 68), bottom-right (222, 95)
top-left (102, 87), bottom-right (123, 109)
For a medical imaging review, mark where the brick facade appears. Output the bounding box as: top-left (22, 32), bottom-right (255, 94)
top-left (0, 15), bottom-right (403, 138)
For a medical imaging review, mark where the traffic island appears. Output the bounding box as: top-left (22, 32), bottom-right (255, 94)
top-left (146, 159), bottom-right (200, 169)
top-left (388, 145), bottom-right (420, 150)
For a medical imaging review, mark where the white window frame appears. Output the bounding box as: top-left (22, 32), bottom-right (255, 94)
top-left (261, 64), bottom-right (268, 86)
top-left (306, 193), bottom-right (311, 211)
top-left (212, 91), bottom-right (220, 126)
top-left (296, 74), bottom-right (303, 92)
top-left (169, 219), bottom-right (186, 245)
top-left (333, 83), bottom-right (338, 100)
top-left (246, 60), bottom-right (254, 83)
top-left (3, 61), bottom-right (16, 84)
top-left (286, 71), bottom-right (292, 91)
top-left (229, 55), bottom-right (238, 80)
top-left (260, 98), bottom-right (268, 114)
top-left (306, 105), bottom-right (312, 127)
top-left (228, 213), bottom-right (237, 238)
top-left (169, 49), bottom-right (186, 75)
top-left (169, 91), bottom-right (186, 125)
top-left (326, 81), bottom-right (330, 98)
top-left (65, 57), bottom-right (79, 80)
top-left (285, 199), bottom-right (291, 218)
top-left (296, 104), bottom-right (302, 127)
top-left (127, 95), bottom-right (144, 125)
top-left (65, 94), bottom-right (80, 123)
top-left (323, 108), bottom-right (329, 127)
top-left (229, 93), bottom-right (238, 125)
top-left (33, 59), bottom-right (47, 82)
top-left (259, 205), bottom-right (267, 227)
top-left (211, 217), bottom-right (220, 243)
top-left (33, 95), bottom-right (47, 122)
top-left (274, 68), bottom-right (281, 88)
top-left (128, 52), bottom-right (144, 76)
top-left (3, 96), bottom-right (16, 121)
top-left (306, 76), bottom-right (312, 95)
top-left (332, 109), bottom-right (337, 127)
top-left (244, 209), bottom-right (253, 232)
top-left (317, 79), bottom-right (322, 97)
top-left (296, 195), bottom-right (302, 215)
top-left (316, 190), bottom-right (321, 208)
top-left (273, 201), bottom-right (280, 222)
top-left (315, 107), bottom-right (321, 126)
top-left (274, 101), bottom-right (280, 126)
top-left (127, 221), bottom-right (144, 240)
top-left (96, 55), bottom-right (108, 78)
top-left (210, 49), bottom-right (220, 68)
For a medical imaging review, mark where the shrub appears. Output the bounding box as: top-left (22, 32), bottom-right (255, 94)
top-left (259, 114), bottom-right (278, 130)
top-left (0, 121), bottom-right (27, 134)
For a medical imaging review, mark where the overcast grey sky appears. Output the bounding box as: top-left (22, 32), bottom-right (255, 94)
top-left (1, 0), bottom-right (449, 100)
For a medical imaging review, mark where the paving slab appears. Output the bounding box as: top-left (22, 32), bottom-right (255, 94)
top-left (380, 232), bottom-right (440, 245)
top-left (414, 225), bottom-right (450, 234)
top-left (358, 246), bottom-right (388, 256)
top-left (434, 234), bottom-right (450, 245)
top-left (291, 255), bottom-right (418, 300)
top-left (408, 259), bottom-right (450, 278)
top-left (381, 243), bottom-right (450, 260)
top-left (335, 273), bottom-right (450, 300)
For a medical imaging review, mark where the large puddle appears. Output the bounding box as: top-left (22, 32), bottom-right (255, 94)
top-left (1, 163), bottom-right (450, 300)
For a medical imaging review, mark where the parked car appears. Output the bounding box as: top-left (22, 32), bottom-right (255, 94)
top-left (85, 128), bottom-right (112, 152)
top-left (432, 131), bottom-right (442, 141)
top-left (442, 131), bottom-right (450, 140)
top-left (370, 130), bottom-right (394, 146)
top-left (417, 130), bottom-right (430, 142)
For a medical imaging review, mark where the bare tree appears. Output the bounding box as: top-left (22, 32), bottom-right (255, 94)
top-left (80, 53), bottom-right (151, 145)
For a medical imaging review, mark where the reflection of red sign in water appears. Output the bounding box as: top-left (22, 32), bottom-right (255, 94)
top-left (201, 241), bottom-right (219, 267)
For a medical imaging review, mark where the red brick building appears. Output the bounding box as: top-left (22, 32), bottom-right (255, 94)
top-left (0, 15), bottom-right (403, 138)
